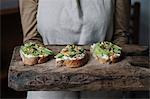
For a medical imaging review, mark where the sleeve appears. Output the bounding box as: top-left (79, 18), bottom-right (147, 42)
top-left (113, 0), bottom-right (131, 45)
top-left (19, 0), bottom-right (43, 44)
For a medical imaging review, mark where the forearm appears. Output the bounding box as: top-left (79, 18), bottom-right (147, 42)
top-left (19, 0), bottom-right (43, 44)
top-left (113, 0), bottom-right (131, 45)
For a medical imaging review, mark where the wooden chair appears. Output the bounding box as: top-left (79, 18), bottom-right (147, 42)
top-left (129, 2), bottom-right (140, 44)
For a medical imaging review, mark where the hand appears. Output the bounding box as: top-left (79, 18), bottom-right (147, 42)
top-left (113, 37), bottom-right (128, 47)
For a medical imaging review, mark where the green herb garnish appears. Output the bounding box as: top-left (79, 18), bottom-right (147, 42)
top-left (93, 41), bottom-right (122, 56)
top-left (21, 42), bottom-right (54, 57)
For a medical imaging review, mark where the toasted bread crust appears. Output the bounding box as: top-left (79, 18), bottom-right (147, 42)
top-left (38, 55), bottom-right (53, 64)
top-left (95, 56), bottom-right (109, 64)
top-left (95, 56), bottom-right (120, 64)
top-left (110, 56), bottom-right (120, 63)
top-left (93, 53), bottom-right (121, 64)
top-left (91, 47), bottom-right (121, 64)
top-left (23, 57), bottom-right (38, 65)
top-left (20, 51), bottom-right (38, 65)
top-left (56, 53), bottom-right (88, 68)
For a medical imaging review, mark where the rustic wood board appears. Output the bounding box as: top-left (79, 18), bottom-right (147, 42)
top-left (8, 45), bottom-right (150, 91)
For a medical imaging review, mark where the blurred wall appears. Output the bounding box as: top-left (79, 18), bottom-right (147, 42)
top-left (0, 0), bottom-right (18, 9)
top-left (131, 0), bottom-right (150, 46)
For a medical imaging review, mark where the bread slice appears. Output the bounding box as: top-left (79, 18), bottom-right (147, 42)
top-left (20, 49), bottom-right (52, 66)
top-left (20, 42), bottom-right (54, 66)
top-left (91, 42), bottom-right (122, 64)
top-left (56, 53), bottom-right (88, 68)
top-left (55, 45), bottom-right (88, 68)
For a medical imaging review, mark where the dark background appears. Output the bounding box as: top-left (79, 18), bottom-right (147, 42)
top-left (1, 10), bottom-right (26, 98)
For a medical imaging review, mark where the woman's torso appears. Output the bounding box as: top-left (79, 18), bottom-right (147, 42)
top-left (37, 0), bottom-right (115, 45)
